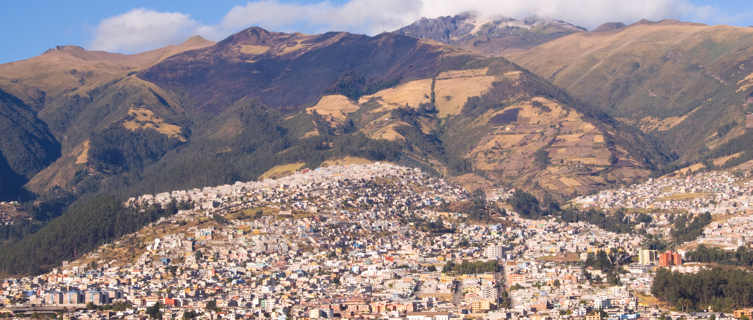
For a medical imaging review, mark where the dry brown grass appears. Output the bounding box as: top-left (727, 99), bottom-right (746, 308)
top-left (240, 45), bottom-right (270, 55)
top-left (280, 40), bottom-right (308, 55)
top-left (359, 79), bottom-right (432, 112)
top-left (436, 68), bottom-right (488, 79)
top-left (738, 71), bottom-right (753, 93)
top-left (306, 95), bottom-right (359, 121)
top-left (434, 75), bottom-right (496, 117)
top-left (624, 106), bottom-right (700, 132)
top-left (569, 157), bottom-right (612, 166)
top-left (321, 156), bottom-right (373, 167)
top-left (537, 252), bottom-right (580, 263)
top-left (0, 36), bottom-right (214, 102)
top-left (302, 129), bottom-right (319, 138)
top-left (559, 177), bottom-right (582, 187)
top-left (656, 192), bottom-right (711, 202)
top-left (260, 162), bottom-right (306, 180)
top-left (712, 152), bottom-right (744, 167)
top-left (211, 118), bottom-right (243, 140)
top-left (123, 108), bottom-right (186, 141)
top-left (669, 163), bottom-right (706, 176)
top-left (74, 140), bottom-right (90, 165)
top-left (369, 123), bottom-right (407, 142)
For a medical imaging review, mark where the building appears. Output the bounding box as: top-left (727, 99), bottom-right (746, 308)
top-left (485, 245), bottom-right (506, 260)
top-left (659, 251), bottom-right (682, 267)
top-left (472, 299), bottom-right (492, 313)
top-left (586, 312), bottom-right (602, 320)
top-left (673, 252), bottom-right (683, 266)
top-left (46, 292), bottom-right (63, 305)
top-left (638, 249), bottom-right (657, 266)
top-left (85, 291), bottom-right (107, 305)
top-left (65, 290), bottom-right (82, 305)
top-left (407, 312), bottom-right (450, 320)
top-left (735, 308), bottom-right (753, 319)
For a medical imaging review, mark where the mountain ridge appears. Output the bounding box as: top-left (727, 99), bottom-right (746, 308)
top-left (0, 26), bottom-right (668, 202)
top-left (507, 21), bottom-right (753, 167)
top-left (395, 12), bottom-right (586, 55)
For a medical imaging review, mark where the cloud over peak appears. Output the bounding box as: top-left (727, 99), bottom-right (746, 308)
top-left (90, 8), bottom-right (201, 52)
top-left (89, 0), bottom-right (714, 53)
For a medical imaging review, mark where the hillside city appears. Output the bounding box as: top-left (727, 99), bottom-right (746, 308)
top-left (1, 163), bottom-right (751, 319)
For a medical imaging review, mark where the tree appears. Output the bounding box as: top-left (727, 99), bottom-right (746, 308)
top-left (206, 300), bottom-right (219, 312)
top-left (146, 302), bottom-right (162, 319)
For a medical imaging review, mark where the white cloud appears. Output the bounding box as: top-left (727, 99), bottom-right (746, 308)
top-left (89, 0), bottom-right (716, 53)
top-left (90, 8), bottom-right (201, 52)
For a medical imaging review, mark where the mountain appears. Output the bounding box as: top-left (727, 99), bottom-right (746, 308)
top-left (0, 89), bottom-right (59, 200)
top-left (396, 13), bottom-right (586, 55)
top-left (0, 37), bottom-right (213, 196)
top-left (0, 27), bottom-right (666, 203)
top-left (0, 26), bottom-right (675, 275)
top-left (136, 27), bottom-right (666, 198)
top-left (507, 20), bottom-right (753, 167)
top-left (0, 36), bottom-right (214, 111)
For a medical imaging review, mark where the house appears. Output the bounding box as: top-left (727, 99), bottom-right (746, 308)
top-left (407, 312), bottom-right (450, 320)
top-left (734, 308), bottom-right (753, 319)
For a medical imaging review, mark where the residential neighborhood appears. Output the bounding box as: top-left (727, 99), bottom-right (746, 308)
top-left (0, 163), bottom-right (750, 319)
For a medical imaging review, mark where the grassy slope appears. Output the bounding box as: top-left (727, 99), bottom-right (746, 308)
top-left (509, 21), bottom-right (753, 165)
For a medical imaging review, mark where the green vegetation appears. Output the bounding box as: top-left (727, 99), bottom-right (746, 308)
top-left (533, 149), bottom-right (550, 167)
top-left (652, 268), bottom-right (753, 312)
top-left (670, 212), bottom-right (712, 244)
top-left (206, 300), bottom-right (220, 312)
top-left (412, 217), bottom-right (454, 235)
top-left (442, 260), bottom-right (499, 274)
top-left (88, 127), bottom-right (184, 175)
top-left (584, 249), bottom-right (630, 285)
top-left (146, 302), bottom-right (162, 319)
top-left (509, 190), bottom-right (648, 234)
top-left (643, 234), bottom-right (669, 251)
top-left (584, 250), bottom-right (631, 272)
top-left (499, 290), bottom-right (512, 308)
top-left (0, 195), bottom-right (180, 275)
top-left (0, 89), bottom-right (60, 201)
top-left (685, 245), bottom-right (753, 267)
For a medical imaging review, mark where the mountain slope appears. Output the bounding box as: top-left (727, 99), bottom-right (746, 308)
top-left (396, 13), bottom-right (585, 55)
top-left (0, 27), bottom-right (667, 202)
top-left (0, 89), bottom-right (60, 200)
top-left (0, 26), bottom-right (677, 275)
top-left (140, 28), bottom-right (447, 113)
top-left (0, 36), bottom-right (213, 111)
top-left (507, 20), bottom-right (753, 166)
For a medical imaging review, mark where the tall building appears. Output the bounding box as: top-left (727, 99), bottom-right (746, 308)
top-left (672, 252), bottom-right (682, 266)
top-left (659, 251), bottom-right (683, 267)
top-left (485, 244), bottom-right (505, 260)
top-left (65, 290), bottom-right (82, 305)
top-left (638, 249), bottom-right (658, 266)
top-left (659, 252), bottom-right (671, 267)
top-left (46, 292), bottom-right (63, 305)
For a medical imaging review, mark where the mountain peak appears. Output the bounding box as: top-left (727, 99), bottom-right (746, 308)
top-left (220, 26), bottom-right (277, 45)
top-left (396, 14), bottom-right (584, 55)
top-left (181, 35), bottom-right (211, 47)
top-left (629, 18), bottom-right (705, 28)
top-left (592, 22), bottom-right (626, 32)
top-left (42, 45), bottom-right (86, 55)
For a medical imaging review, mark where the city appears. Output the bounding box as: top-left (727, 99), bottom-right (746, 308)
top-left (2, 163), bottom-right (749, 319)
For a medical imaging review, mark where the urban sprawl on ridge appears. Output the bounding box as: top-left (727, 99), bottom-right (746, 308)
top-left (1, 163), bottom-right (753, 320)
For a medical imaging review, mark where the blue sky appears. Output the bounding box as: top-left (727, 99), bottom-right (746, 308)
top-left (1, 0), bottom-right (752, 63)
